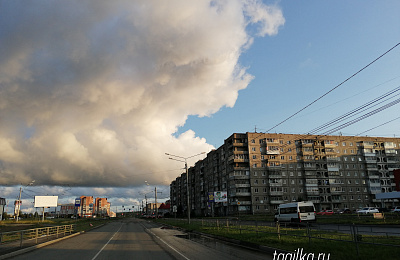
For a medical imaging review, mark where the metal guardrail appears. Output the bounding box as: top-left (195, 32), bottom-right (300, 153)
top-left (0, 224), bottom-right (75, 249)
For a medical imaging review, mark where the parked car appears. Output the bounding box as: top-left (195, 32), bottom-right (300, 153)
top-left (392, 206), bottom-right (400, 213)
top-left (356, 207), bottom-right (379, 214)
top-left (316, 210), bottom-right (334, 215)
top-left (338, 208), bottom-right (352, 214)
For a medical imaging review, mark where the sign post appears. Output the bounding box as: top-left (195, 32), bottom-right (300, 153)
top-left (74, 198), bottom-right (81, 220)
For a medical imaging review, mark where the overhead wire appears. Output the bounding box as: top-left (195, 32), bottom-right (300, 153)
top-left (265, 42), bottom-right (400, 134)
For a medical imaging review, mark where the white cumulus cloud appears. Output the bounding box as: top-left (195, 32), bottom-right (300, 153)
top-left (0, 0), bottom-right (284, 187)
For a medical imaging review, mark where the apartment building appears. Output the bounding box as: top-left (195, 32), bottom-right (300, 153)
top-left (94, 198), bottom-right (111, 217)
top-left (170, 133), bottom-right (400, 216)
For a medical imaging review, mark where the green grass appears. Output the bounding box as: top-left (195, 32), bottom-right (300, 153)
top-left (156, 218), bottom-right (400, 260)
top-left (0, 218), bottom-right (114, 233)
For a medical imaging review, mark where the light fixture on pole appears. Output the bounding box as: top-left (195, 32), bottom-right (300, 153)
top-left (165, 152), bottom-right (205, 224)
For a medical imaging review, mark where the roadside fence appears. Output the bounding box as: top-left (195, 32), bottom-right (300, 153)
top-left (164, 218), bottom-right (400, 257)
top-left (0, 224), bottom-right (75, 253)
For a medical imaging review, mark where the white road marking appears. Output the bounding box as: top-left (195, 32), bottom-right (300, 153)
top-left (145, 224), bottom-right (191, 260)
top-left (91, 223), bottom-right (123, 260)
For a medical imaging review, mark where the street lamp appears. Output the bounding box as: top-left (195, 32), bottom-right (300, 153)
top-left (145, 181), bottom-right (162, 218)
top-left (165, 152), bottom-right (205, 224)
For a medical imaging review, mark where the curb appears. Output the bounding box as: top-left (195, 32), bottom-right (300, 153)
top-left (155, 221), bottom-right (289, 255)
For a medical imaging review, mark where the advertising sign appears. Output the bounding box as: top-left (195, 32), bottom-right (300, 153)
top-left (208, 192), bottom-right (214, 202)
top-left (34, 196), bottom-right (58, 208)
top-left (214, 191), bottom-right (227, 202)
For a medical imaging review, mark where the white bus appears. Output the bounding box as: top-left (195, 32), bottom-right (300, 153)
top-left (274, 201), bottom-right (316, 223)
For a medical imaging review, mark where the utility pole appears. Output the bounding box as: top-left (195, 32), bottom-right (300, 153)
top-left (16, 187), bottom-right (22, 222)
top-left (166, 152), bottom-right (206, 224)
top-left (155, 187), bottom-right (157, 218)
top-left (145, 194), bottom-right (148, 215)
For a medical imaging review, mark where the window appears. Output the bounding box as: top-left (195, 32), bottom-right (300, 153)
top-left (342, 142), bottom-right (346, 146)
top-left (254, 188), bottom-right (259, 193)
top-left (252, 147), bottom-right (256, 152)
top-left (253, 155), bottom-right (257, 159)
top-left (281, 156), bottom-right (285, 160)
top-left (253, 164), bottom-right (257, 168)
top-left (251, 139), bottom-right (255, 143)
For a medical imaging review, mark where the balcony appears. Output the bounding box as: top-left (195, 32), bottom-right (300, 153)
top-left (266, 150), bottom-right (280, 155)
top-left (230, 201), bottom-right (251, 206)
top-left (234, 184), bottom-right (251, 188)
top-left (269, 182), bottom-right (283, 187)
top-left (229, 175), bottom-right (250, 180)
top-left (270, 199), bottom-right (285, 204)
top-left (234, 192), bottom-right (251, 197)
top-left (270, 191), bottom-right (283, 196)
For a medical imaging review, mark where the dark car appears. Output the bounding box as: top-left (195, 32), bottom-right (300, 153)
top-left (338, 208), bottom-right (351, 214)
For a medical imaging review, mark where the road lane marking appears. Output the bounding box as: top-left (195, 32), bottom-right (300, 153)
top-left (145, 226), bottom-right (191, 260)
top-left (91, 223), bottom-right (123, 260)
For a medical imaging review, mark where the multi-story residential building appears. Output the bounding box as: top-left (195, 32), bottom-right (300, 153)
top-left (94, 198), bottom-right (111, 217)
top-left (79, 196), bottom-right (94, 218)
top-left (170, 133), bottom-right (400, 216)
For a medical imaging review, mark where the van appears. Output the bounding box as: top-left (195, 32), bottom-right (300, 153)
top-left (275, 201), bottom-right (316, 223)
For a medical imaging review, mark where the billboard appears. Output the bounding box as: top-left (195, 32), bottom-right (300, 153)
top-left (214, 191), bottom-right (227, 202)
top-left (34, 196), bottom-right (58, 207)
top-left (208, 192), bottom-right (214, 202)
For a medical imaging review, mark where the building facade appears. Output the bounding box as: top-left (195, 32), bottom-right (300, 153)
top-left (94, 198), bottom-right (111, 217)
top-left (170, 133), bottom-right (400, 216)
top-left (60, 203), bottom-right (75, 217)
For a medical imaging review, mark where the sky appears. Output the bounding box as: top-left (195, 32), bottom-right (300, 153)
top-left (0, 0), bottom-right (399, 214)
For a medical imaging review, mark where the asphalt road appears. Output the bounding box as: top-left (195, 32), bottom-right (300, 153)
top-left (9, 219), bottom-right (274, 260)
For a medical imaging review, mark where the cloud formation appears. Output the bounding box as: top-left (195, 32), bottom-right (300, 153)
top-left (0, 0), bottom-right (284, 187)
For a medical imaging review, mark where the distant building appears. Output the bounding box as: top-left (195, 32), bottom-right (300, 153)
top-left (79, 196), bottom-right (94, 218)
top-left (144, 203), bottom-right (163, 216)
top-left (158, 203), bottom-right (171, 216)
top-left (60, 203), bottom-right (75, 217)
top-left (94, 198), bottom-right (111, 217)
top-left (0, 198), bottom-right (6, 221)
top-left (170, 133), bottom-right (400, 217)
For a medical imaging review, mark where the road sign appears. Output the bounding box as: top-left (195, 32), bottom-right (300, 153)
top-left (75, 198), bottom-right (81, 207)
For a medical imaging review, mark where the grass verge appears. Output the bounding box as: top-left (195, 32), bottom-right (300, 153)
top-left (156, 218), bottom-right (400, 260)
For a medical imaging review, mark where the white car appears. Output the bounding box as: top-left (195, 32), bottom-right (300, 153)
top-left (392, 206), bottom-right (400, 213)
top-left (356, 207), bottom-right (379, 214)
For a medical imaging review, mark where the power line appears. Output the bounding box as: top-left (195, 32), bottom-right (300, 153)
top-left (265, 42), bottom-right (400, 133)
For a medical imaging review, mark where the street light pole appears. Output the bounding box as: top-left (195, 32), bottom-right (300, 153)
top-left (165, 152), bottom-right (205, 224)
